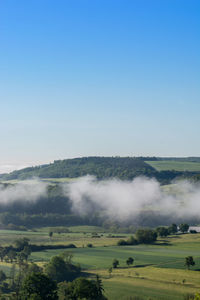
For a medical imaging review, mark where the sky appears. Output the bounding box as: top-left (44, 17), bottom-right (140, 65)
top-left (0, 0), bottom-right (200, 173)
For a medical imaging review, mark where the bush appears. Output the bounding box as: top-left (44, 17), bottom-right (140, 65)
top-left (135, 229), bottom-right (157, 244)
top-left (117, 236), bottom-right (138, 246)
top-left (117, 239), bottom-right (128, 246)
top-left (190, 230), bottom-right (197, 234)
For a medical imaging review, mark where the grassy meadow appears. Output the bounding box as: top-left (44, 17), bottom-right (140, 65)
top-left (146, 160), bottom-right (200, 172)
top-left (1, 227), bottom-right (200, 299)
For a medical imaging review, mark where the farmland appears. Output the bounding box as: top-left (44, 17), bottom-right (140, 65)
top-left (1, 227), bottom-right (200, 299)
top-left (146, 160), bottom-right (200, 172)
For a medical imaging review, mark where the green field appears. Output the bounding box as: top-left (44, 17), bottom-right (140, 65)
top-left (146, 160), bottom-right (200, 171)
top-left (1, 227), bottom-right (200, 299)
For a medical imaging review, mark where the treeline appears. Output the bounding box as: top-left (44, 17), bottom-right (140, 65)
top-left (0, 213), bottom-right (99, 229)
top-left (117, 223), bottom-right (191, 246)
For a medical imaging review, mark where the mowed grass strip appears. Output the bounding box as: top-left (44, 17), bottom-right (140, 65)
top-left (146, 160), bottom-right (200, 171)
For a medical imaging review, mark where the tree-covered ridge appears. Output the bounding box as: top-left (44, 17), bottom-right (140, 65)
top-left (2, 157), bottom-right (155, 180)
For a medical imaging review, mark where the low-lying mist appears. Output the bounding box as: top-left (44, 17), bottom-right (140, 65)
top-left (0, 179), bottom-right (48, 204)
top-left (64, 175), bottom-right (200, 221)
top-left (1, 176), bottom-right (200, 225)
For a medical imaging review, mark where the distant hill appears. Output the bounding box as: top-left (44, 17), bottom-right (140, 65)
top-left (1, 156), bottom-right (200, 183)
top-left (1, 157), bottom-right (155, 180)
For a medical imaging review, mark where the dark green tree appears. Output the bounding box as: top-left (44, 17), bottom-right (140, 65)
top-left (156, 227), bottom-right (169, 237)
top-left (20, 272), bottom-right (58, 300)
top-left (135, 229), bottom-right (157, 244)
top-left (14, 238), bottom-right (30, 251)
top-left (179, 224), bottom-right (189, 233)
top-left (112, 259), bottom-right (119, 268)
top-left (126, 257), bottom-right (134, 266)
top-left (58, 277), bottom-right (107, 300)
top-left (168, 224), bottom-right (178, 234)
top-left (45, 256), bottom-right (80, 283)
top-left (0, 248), bottom-right (7, 262)
top-left (0, 270), bottom-right (6, 282)
top-left (185, 256), bottom-right (195, 270)
top-left (7, 250), bottom-right (17, 263)
top-left (49, 231), bottom-right (53, 239)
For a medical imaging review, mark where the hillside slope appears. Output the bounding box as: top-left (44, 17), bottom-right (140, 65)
top-left (1, 157), bottom-right (155, 180)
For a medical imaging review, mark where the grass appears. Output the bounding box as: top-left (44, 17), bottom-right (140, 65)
top-left (0, 227), bottom-right (128, 248)
top-left (29, 240), bottom-right (200, 270)
top-left (146, 160), bottom-right (200, 171)
top-left (1, 227), bottom-right (200, 299)
top-left (91, 267), bottom-right (200, 300)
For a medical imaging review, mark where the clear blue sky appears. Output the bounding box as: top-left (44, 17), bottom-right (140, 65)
top-left (0, 0), bottom-right (200, 171)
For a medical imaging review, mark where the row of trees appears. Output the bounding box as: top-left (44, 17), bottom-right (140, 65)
top-left (0, 238), bottom-right (31, 264)
top-left (117, 224), bottom-right (191, 246)
top-left (156, 223), bottom-right (190, 237)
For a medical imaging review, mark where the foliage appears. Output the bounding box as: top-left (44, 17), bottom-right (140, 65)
top-left (117, 236), bottom-right (138, 246)
top-left (0, 270), bottom-right (6, 282)
top-left (2, 157), bottom-right (155, 181)
top-left (126, 257), bottom-right (134, 266)
top-left (156, 227), bottom-right (169, 237)
top-left (168, 224), bottom-right (178, 234)
top-left (58, 276), bottom-right (107, 300)
top-left (45, 255), bottom-right (80, 283)
top-left (179, 224), bottom-right (189, 233)
top-left (112, 259), bottom-right (119, 268)
top-left (135, 229), bottom-right (157, 244)
top-left (20, 272), bottom-right (58, 300)
top-left (14, 238), bottom-right (30, 251)
top-left (185, 256), bottom-right (195, 269)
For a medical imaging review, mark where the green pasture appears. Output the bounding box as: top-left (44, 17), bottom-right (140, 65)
top-left (92, 267), bottom-right (200, 300)
top-left (1, 227), bottom-right (200, 299)
top-left (29, 237), bottom-right (200, 271)
top-left (41, 177), bottom-right (77, 183)
top-left (0, 227), bottom-right (124, 247)
top-left (146, 160), bottom-right (200, 171)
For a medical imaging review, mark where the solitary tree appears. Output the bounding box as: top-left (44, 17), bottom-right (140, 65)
top-left (185, 256), bottom-right (195, 270)
top-left (179, 224), bottom-right (189, 233)
top-left (126, 257), bottom-right (134, 267)
top-left (112, 259), bottom-right (119, 269)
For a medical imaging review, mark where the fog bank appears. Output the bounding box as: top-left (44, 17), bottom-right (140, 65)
top-left (64, 176), bottom-right (200, 221)
top-left (0, 180), bottom-right (48, 204)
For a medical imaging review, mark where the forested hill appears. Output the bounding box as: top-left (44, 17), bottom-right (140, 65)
top-left (1, 157), bottom-right (199, 183)
top-left (2, 157), bottom-right (155, 180)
